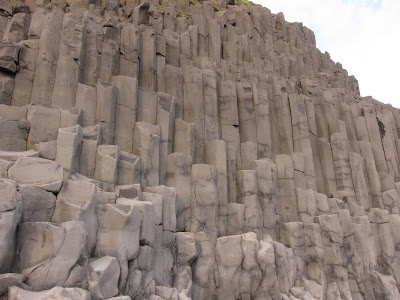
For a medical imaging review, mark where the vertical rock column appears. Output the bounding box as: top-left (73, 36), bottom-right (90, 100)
top-left (94, 145), bottom-right (120, 191)
top-left (79, 125), bottom-right (101, 178)
top-left (139, 28), bottom-right (156, 92)
top-left (369, 209), bottom-right (400, 287)
top-left (55, 124), bottom-right (83, 180)
top-left (166, 153), bottom-right (192, 232)
top-left (51, 180), bottom-right (98, 256)
top-left (205, 140), bottom-right (228, 236)
top-left (133, 122), bottom-right (160, 187)
top-left (11, 40), bottom-right (39, 106)
top-left (52, 13), bottom-right (87, 109)
top-left (0, 179), bottom-right (22, 273)
top-left (99, 22), bottom-right (120, 83)
top-left (364, 111), bottom-right (389, 174)
top-left (331, 132), bottom-right (356, 203)
top-left (30, 12), bottom-right (64, 106)
top-left (189, 164), bottom-right (218, 300)
top-left (349, 152), bottom-right (371, 211)
top-left (289, 94), bottom-right (317, 190)
top-left (317, 137), bottom-right (337, 197)
top-left (192, 13), bottom-right (208, 58)
top-left (202, 69), bottom-right (221, 142)
top-left (273, 76), bottom-right (293, 154)
top-left (208, 19), bottom-right (221, 63)
top-left (120, 24), bottom-right (140, 79)
top-left (75, 83), bottom-right (97, 127)
top-left (183, 66), bottom-right (205, 163)
top-left (81, 12), bottom-right (102, 86)
top-left (157, 93), bottom-right (175, 185)
top-left (219, 80), bottom-right (240, 204)
top-left (173, 118), bottom-right (195, 160)
top-left (2, 13), bottom-right (29, 43)
top-left (253, 83), bottom-right (273, 159)
top-left (236, 170), bottom-right (263, 236)
top-left (111, 76), bottom-right (138, 152)
top-left (377, 112), bottom-right (400, 180)
top-left (318, 214), bottom-right (352, 300)
top-left (236, 82), bottom-right (257, 145)
top-left (251, 158), bottom-right (280, 239)
top-left (96, 80), bottom-right (117, 145)
top-left (276, 154), bottom-right (298, 222)
top-left (359, 140), bottom-right (384, 208)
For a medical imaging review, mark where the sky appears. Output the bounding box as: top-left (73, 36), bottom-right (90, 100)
top-left (255, 0), bottom-right (400, 108)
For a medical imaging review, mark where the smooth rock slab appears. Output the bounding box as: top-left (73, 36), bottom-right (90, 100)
top-left (8, 286), bottom-right (90, 300)
top-left (8, 157), bottom-right (63, 192)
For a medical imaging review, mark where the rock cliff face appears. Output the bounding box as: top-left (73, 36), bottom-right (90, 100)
top-left (0, 0), bottom-right (400, 299)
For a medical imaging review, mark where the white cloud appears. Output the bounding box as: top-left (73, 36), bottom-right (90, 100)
top-left (256, 0), bottom-right (400, 108)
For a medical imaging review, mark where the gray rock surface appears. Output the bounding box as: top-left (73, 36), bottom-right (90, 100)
top-left (0, 1), bottom-right (400, 299)
top-left (0, 179), bottom-right (22, 273)
top-left (8, 157), bottom-right (63, 192)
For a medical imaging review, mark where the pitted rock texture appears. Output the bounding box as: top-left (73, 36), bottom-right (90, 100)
top-left (0, 0), bottom-right (399, 299)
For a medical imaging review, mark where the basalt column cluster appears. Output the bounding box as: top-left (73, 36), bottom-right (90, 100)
top-left (0, 0), bottom-right (400, 299)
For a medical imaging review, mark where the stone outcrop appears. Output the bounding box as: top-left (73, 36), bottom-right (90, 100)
top-left (0, 0), bottom-right (400, 299)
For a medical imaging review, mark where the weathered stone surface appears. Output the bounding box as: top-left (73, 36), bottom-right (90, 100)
top-left (16, 221), bottom-right (87, 290)
top-left (0, 179), bottom-right (22, 273)
top-left (52, 180), bottom-right (98, 254)
top-left (26, 106), bottom-right (60, 149)
top-left (0, 117), bottom-right (28, 151)
top-left (0, 75), bottom-right (14, 105)
top-left (30, 12), bottom-right (64, 106)
top-left (75, 83), bottom-right (97, 127)
top-left (10, 39), bottom-right (36, 103)
top-left (79, 125), bottom-right (101, 177)
top-left (0, 273), bottom-right (25, 296)
top-left (52, 14), bottom-right (86, 109)
top-left (117, 151), bottom-right (141, 186)
top-left (183, 66), bottom-right (205, 163)
top-left (56, 125), bottom-right (83, 179)
top-left (173, 118), bottom-right (195, 159)
top-left (95, 203), bottom-right (142, 289)
top-left (215, 233), bottom-right (281, 299)
top-left (96, 80), bottom-right (117, 145)
top-left (19, 186), bottom-right (56, 222)
top-left (144, 185), bottom-right (177, 232)
top-left (2, 2), bottom-right (400, 299)
top-left (0, 43), bottom-right (20, 74)
top-left (0, 150), bottom-right (38, 162)
top-left (94, 145), bottom-right (120, 191)
top-left (166, 153), bottom-right (192, 231)
top-left (88, 256), bottom-right (120, 300)
top-left (112, 76), bottom-right (138, 152)
top-left (8, 157), bottom-right (63, 192)
top-left (8, 286), bottom-right (90, 300)
top-left (0, 158), bottom-right (13, 178)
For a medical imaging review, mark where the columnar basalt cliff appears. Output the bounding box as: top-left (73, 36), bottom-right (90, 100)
top-left (0, 0), bottom-right (400, 299)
